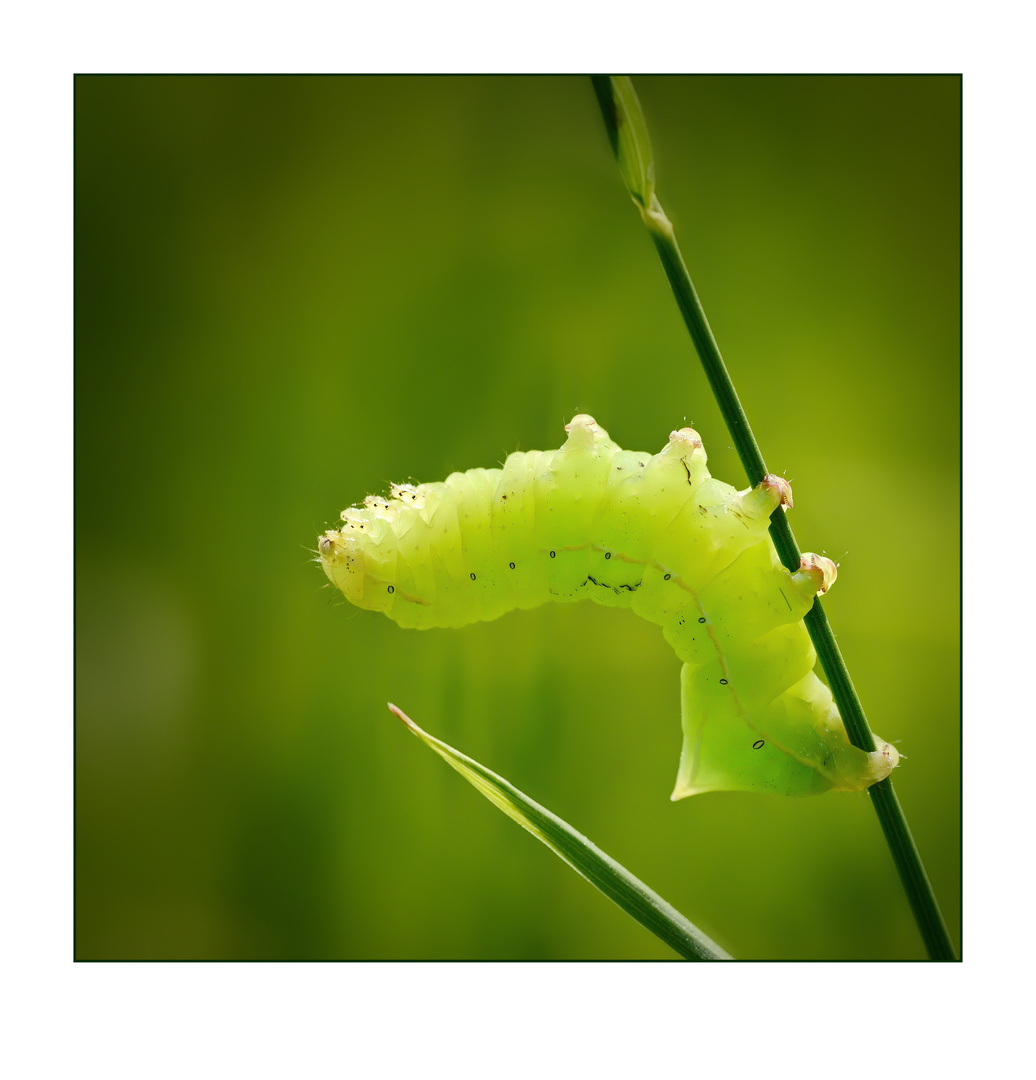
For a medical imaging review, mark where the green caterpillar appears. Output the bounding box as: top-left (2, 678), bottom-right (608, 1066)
top-left (318, 415), bottom-right (899, 797)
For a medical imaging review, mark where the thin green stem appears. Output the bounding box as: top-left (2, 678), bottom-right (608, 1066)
top-left (592, 74), bottom-right (957, 961)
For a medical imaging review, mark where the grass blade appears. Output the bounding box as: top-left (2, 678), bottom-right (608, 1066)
top-left (591, 74), bottom-right (655, 209)
top-left (387, 703), bottom-right (732, 961)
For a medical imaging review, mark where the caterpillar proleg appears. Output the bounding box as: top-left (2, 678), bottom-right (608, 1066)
top-left (318, 415), bottom-right (899, 797)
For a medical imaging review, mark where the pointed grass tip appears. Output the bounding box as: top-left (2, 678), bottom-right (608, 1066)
top-left (387, 702), bottom-right (419, 731)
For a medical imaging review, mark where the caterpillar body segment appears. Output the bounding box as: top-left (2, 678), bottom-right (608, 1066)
top-left (318, 415), bottom-right (899, 797)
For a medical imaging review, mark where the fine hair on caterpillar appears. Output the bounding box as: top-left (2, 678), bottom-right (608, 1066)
top-left (318, 415), bottom-right (899, 798)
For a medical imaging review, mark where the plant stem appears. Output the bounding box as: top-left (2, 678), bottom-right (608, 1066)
top-left (592, 74), bottom-right (957, 961)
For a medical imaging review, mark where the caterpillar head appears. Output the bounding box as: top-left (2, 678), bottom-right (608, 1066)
top-left (317, 523), bottom-right (393, 613)
top-left (317, 528), bottom-right (350, 578)
top-left (317, 530), bottom-right (337, 560)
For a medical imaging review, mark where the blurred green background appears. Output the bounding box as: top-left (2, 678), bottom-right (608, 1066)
top-left (75, 74), bottom-right (960, 960)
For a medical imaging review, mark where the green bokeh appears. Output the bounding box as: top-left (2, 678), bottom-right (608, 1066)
top-left (75, 74), bottom-right (960, 960)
